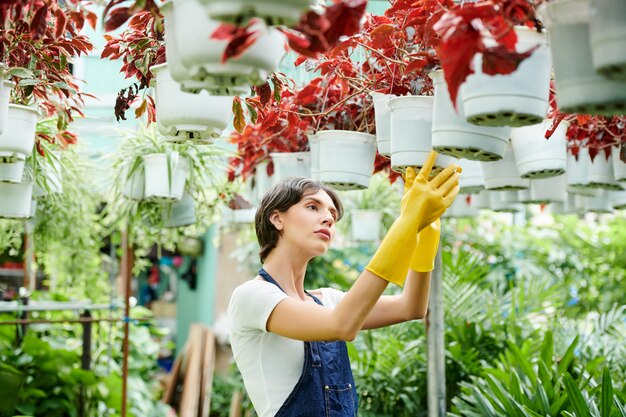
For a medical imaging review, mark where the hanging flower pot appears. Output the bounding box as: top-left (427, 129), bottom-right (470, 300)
top-left (142, 152), bottom-right (190, 201)
top-left (151, 63), bottom-right (232, 139)
top-left (443, 194), bottom-right (479, 218)
top-left (510, 119), bottom-right (567, 179)
top-left (517, 188), bottom-right (533, 204)
top-left (308, 134), bottom-right (320, 181)
top-left (587, 152), bottom-right (623, 190)
top-left (123, 163), bottom-right (145, 200)
top-left (430, 70), bottom-right (511, 161)
top-left (458, 158), bottom-right (485, 194)
top-left (612, 145), bottom-right (626, 182)
top-left (575, 189), bottom-right (613, 213)
top-left (349, 209), bottom-right (382, 242)
top-left (269, 152), bottom-right (311, 184)
top-left (461, 27), bottom-right (551, 127)
top-left (589, 0), bottom-right (626, 80)
top-left (164, 192), bottom-right (197, 228)
top-left (222, 207), bottom-right (257, 224)
top-left (0, 104), bottom-right (39, 156)
top-left (0, 153), bottom-right (25, 183)
top-left (388, 95), bottom-right (456, 174)
top-left (529, 175), bottom-right (568, 203)
top-left (489, 190), bottom-right (524, 213)
top-left (370, 92), bottom-right (393, 157)
top-left (250, 161), bottom-right (272, 205)
top-left (32, 156), bottom-right (63, 198)
top-left (201, 0), bottom-right (312, 26)
top-left (611, 190), bottom-right (626, 209)
top-left (566, 148), bottom-right (591, 191)
top-left (316, 130), bottom-right (377, 190)
top-left (0, 181), bottom-right (33, 219)
top-left (551, 193), bottom-right (578, 215)
top-left (481, 141), bottom-right (530, 190)
top-left (0, 77), bottom-right (11, 135)
top-left (474, 190), bottom-right (491, 210)
top-left (165, 0), bottom-right (285, 92)
top-left (537, 0), bottom-right (626, 115)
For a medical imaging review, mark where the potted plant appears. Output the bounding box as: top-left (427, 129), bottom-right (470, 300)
top-left (589, 0), bottom-right (626, 80)
top-left (481, 140), bottom-right (530, 191)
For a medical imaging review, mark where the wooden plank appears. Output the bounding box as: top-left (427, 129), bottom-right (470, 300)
top-left (179, 324), bottom-right (204, 417)
top-left (162, 342), bottom-right (187, 404)
top-left (228, 391), bottom-right (244, 417)
top-left (200, 330), bottom-right (216, 417)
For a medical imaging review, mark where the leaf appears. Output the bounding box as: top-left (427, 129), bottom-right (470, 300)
top-left (54, 9), bottom-right (67, 39)
top-left (255, 82), bottom-right (272, 106)
top-left (482, 45), bottom-right (537, 76)
top-left (245, 101), bottom-right (258, 124)
top-left (8, 67), bottom-right (35, 78)
top-left (135, 98), bottom-right (147, 118)
top-left (30, 4), bottom-right (49, 39)
top-left (232, 97), bottom-right (246, 134)
top-left (601, 368), bottom-right (613, 417)
top-left (370, 24), bottom-right (395, 49)
top-left (563, 373), bottom-right (592, 417)
top-left (105, 7), bottom-right (132, 32)
top-left (322, 0), bottom-right (367, 48)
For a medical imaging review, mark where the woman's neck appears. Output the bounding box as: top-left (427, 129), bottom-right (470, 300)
top-left (262, 246), bottom-right (310, 300)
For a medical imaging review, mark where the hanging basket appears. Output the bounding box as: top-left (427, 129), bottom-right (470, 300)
top-left (123, 163), bottom-right (145, 200)
top-left (474, 190), bottom-right (491, 210)
top-left (566, 148), bottom-right (591, 191)
top-left (0, 104), bottom-right (38, 156)
top-left (589, 0), bottom-right (626, 80)
top-left (165, 0), bottom-right (285, 92)
top-left (575, 189), bottom-right (613, 213)
top-left (349, 209), bottom-right (382, 242)
top-left (529, 175), bottom-right (567, 203)
top-left (430, 69), bottom-right (511, 161)
top-left (587, 152), bottom-right (623, 190)
top-left (537, 0), bottom-right (626, 115)
top-left (142, 152), bottom-right (190, 201)
top-left (388, 95), bottom-right (457, 174)
top-left (151, 63), bottom-right (232, 139)
top-left (510, 120), bottom-right (568, 179)
top-left (489, 190), bottom-right (524, 213)
top-left (308, 134), bottom-right (320, 181)
top-left (481, 141), bottom-right (530, 190)
top-left (0, 79), bottom-right (11, 135)
top-left (164, 192), bottom-right (197, 228)
top-left (33, 157), bottom-right (64, 198)
top-left (611, 145), bottom-right (626, 182)
top-left (201, 0), bottom-right (312, 26)
top-left (270, 152), bottom-right (311, 184)
top-left (551, 193), bottom-right (578, 214)
top-left (370, 92), bottom-right (393, 157)
top-left (443, 194), bottom-right (479, 218)
top-left (611, 190), bottom-right (626, 209)
top-left (461, 27), bottom-right (551, 127)
top-left (0, 152), bottom-right (25, 183)
top-left (251, 161), bottom-right (273, 206)
top-left (458, 158), bottom-right (485, 194)
top-left (316, 130), bottom-right (377, 190)
top-left (0, 181), bottom-right (33, 219)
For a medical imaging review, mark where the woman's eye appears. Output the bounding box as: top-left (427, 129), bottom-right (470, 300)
top-left (308, 205), bottom-right (317, 210)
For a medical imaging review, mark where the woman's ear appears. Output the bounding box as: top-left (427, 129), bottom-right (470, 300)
top-left (269, 210), bottom-right (283, 231)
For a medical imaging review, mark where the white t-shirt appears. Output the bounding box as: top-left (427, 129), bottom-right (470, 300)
top-left (228, 279), bottom-right (345, 417)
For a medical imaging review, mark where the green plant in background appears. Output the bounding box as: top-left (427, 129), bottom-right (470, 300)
top-left (210, 366), bottom-right (255, 417)
top-left (563, 368), bottom-right (626, 417)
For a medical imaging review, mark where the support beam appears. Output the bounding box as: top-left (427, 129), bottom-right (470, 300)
top-left (427, 243), bottom-right (446, 417)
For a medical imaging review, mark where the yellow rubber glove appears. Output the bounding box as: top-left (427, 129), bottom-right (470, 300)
top-left (364, 151), bottom-right (460, 286)
top-left (410, 218), bottom-right (441, 272)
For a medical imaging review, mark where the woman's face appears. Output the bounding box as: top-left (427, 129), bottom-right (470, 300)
top-left (273, 188), bottom-right (338, 256)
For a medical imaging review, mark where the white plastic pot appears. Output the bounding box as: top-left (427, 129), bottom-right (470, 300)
top-left (123, 164), bottom-right (145, 200)
top-left (611, 145), bottom-right (626, 182)
top-left (444, 194), bottom-right (479, 218)
top-left (474, 190), bottom-right (491, 210)
top-left (566, 148), bottom-right (590, 190)
top-left (0, 181), bottom-right (33, 219)
top-left (430, 69), bottom-right (511, 161)
top-left (489, 190), bottom-right (524, 212)
top-left (223, 207), bottom-right (257, 224)
top-left (370, 92), bottom-right (393, 157)
top-left (168, 0), bottom-right (286, 91)
top-left (529, 175), bottom-right (567, 203)
top-left (270, 152), bottom-right (311, 184)
top-left (589, 0), bottom-right (626, 80)
top-left (537, 0), bottom-right (626, 115)
top-left (316, 130), bottom-right (377, 190)
top-left (575, 189), bottom-right (613, 213)
top-left (551, 193), bottom-right (578, 214)
top-left (461, 27), bottom-right (551, 127)
top-left (510, 119), bottom-right (567, 178)
top-left (611, 190), bottom-right (626, 209)
top-left (458, 158), bottom-right (485, 194)
top-left (201, 0), bottom-right (312, 26)
top-left (0, 78), bottom-right (11, 135)
top-left (142, 153), bottom-right (190, 201)
top-left (349, 209), bottom-right (382, 242)
top-left (308, 134), bottom-right (320, 181)
top-left (251, 162), bottom-right (273, 205)
top-left (0, 152), bottom-right (25, 183)
top-left (164, 192), bottom-right (196, 227)
top-left (33, 155), bottom-right (63, 198)
top-left (481, 141), bottom-right (530, 190)
top-left (0, 104), bottom-right (38, 155)
top-left (517, 188), bottom-right (533, 204)
top-left (151, 63), bottom-right (232, 139)
top-left (388, 95), bottom-right (457, 173)
top-left (587, 152), bottom-right (623, 190)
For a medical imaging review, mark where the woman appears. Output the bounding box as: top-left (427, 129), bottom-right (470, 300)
top-left (228, 151), bottom-right (460, 417)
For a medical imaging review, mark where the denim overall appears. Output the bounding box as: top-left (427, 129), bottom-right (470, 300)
top-left (259, 268), bottom-right (358, 417)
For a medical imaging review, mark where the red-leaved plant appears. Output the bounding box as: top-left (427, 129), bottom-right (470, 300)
top-left (566, 115), bottom-right (626, 163)
top-left (0, 0), bottom-right (96, 154)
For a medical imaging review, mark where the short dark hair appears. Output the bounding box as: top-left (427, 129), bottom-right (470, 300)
top-left (255, 177), bottom-right (343, 263)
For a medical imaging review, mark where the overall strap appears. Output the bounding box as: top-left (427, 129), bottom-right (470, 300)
top-left (258, 268), bottom-right (323, 306)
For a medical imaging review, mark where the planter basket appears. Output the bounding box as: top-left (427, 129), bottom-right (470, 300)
top-left (611, 190), bottom-right (626, 209)
top-left (481, 141), bottom-right (530, 190)
top-left (529, 175), bottom-right (567, 203)
top-left (474, 190), bottom-right (491, 210)
top-left (316, 130), bottom-right (377, 190)
top-left (444, 194), bottom-right (479, 218)
top-left (370, 92), bottom-right (393, 157)
top-left (430, 69), bottom-right (511, 161)
top-left (566, 149), bottom-right (590, 190)
top-left (461, 27), bottom-right (551, 127)
top-left (517, 189), bottom-right (533, 204)
top-left (0, 152), bottom-right (25, 183)
top-left (33, 157), bottom-right (64, 198)
top-left (537, 0), bottom-right (626, 115)
top-left (0, 181), bottom-right (33, 219)
top-left (510, 120), bottom-right (567, 179)
top-left (612, 146), bottom-right (626, 182)
top-left (0, 79), bottom-right (11, 135)
top-left (575, 189), bottom-right (613, 213)
top-left (349, 209), bottom-right (382, 242)
top-left (251, 162), bottom-right (273, 205)
top-left (270, 152), bottom-right (311, 184)
top-left (458, 158), bottom-right (485, 194)
top-left (142, 153), bottom-right (190, 201)
top-left (587, 152), bottom-right (623, 190)
top-left (123, 164), bottom-right (145, 200)
top-left (0, 104), bottom-right (38, 156)
top-left (489, 190), bottom-right (524, 213)
top-left (201, 0), bottom-right (312, 26)
top-left (551, 193), bottom-right (579, 214)
top-left (388, 95), bottom-right (456, 174)
top-left (589, 0), bottom-right (626, 80)
top-left (164, 192), bottom-right (197, 228)
top-left (151, 63), bottom-right (232, 139)
top-left (165, 0), bottom-right (285, 92)
top-left (308, 134), bottom-right (320, 181)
